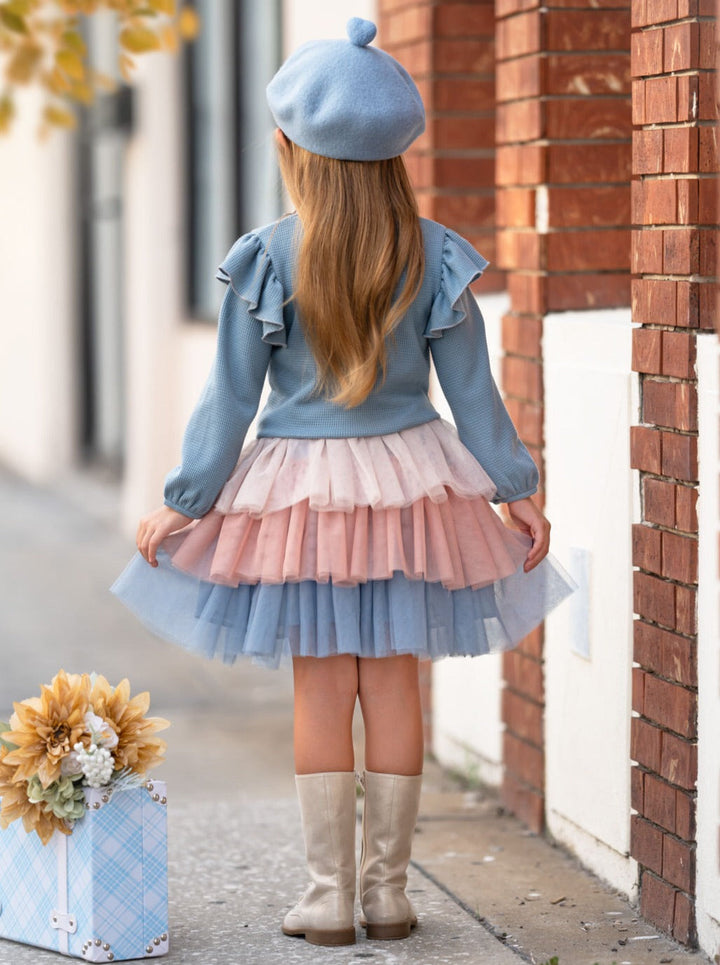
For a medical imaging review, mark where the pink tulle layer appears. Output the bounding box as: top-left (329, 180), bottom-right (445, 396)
top-left (164, 492), bottom-right (530, 591)
top-left (213, 418), bottom-right (497, 515)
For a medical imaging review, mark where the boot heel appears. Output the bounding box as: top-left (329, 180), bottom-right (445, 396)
top-left (366, 920), bottom-right (412, 941)
top-left (304, 926), bottom-right (356, 946)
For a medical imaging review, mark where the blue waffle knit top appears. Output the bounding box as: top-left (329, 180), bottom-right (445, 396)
top-left (164, 214), bottom-right (539, 519)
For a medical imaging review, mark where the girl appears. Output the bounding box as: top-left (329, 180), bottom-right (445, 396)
top-left (112, 17), bottom-right (575, 948)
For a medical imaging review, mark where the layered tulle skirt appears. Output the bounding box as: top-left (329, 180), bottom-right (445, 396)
top-left (111, 420), bottom-right (576, 668)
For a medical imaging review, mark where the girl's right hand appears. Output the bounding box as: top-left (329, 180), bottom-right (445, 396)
top-left (137, 506), bottom-right (193, 567)
top-left (505, 497), bottom-right (551, 573)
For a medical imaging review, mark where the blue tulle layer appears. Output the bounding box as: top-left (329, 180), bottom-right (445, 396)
top-left (110, 550), bottom-right (576, 668)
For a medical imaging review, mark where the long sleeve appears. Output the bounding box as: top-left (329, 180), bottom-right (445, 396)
top-left (163, 287), bottom-right (274, 518)
top-left (429, 287), bottom-right (539, 504)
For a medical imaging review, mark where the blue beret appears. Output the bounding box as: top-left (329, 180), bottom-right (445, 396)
top-left (266, 17), bottom-right (425, 161)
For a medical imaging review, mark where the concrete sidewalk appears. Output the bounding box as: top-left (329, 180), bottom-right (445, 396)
top-left (0, 467), bottom-right (709, 965)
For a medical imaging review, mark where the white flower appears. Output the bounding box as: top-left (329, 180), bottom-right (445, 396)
top-left (73, 741), bottom-right (114, 788)
top-left (60, 749), bottom-right (84, 778)
top-left (84, 711), bottom-right (119, 750)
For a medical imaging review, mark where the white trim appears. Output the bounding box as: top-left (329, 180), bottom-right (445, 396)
top-left (547, 810), bottom-right (639, 900)
top-left (696, 333), bottom-right (720, 959)
top-left (544, 308), bottom-right (638, 894)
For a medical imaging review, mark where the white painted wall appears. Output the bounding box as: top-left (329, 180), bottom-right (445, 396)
top-left (283, 0), bottom-right (376, 51)
top-left (121, 52), bottom-right (189, 533)
top-left (696, 332), bottom-right (720, 959)
top-left (431, 293), bottom-right (509, 787)
top-left (0, 89), bottom-right (77, 481)
top-left (544, 310), bottom-right (638, 897)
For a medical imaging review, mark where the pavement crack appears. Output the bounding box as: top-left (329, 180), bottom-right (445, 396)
top-left (409, 858), bottom-right (533, 963)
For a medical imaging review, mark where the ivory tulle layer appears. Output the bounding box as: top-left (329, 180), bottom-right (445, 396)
top-left (214, 419), bottom-right (497, 515)
top-left (111, 549), bottom-right (576, 668)
top-left (163, 493), bottom-right (528, 590)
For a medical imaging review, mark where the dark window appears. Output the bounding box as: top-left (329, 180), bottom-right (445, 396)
top-left (184, 0), bottom-right (282, 320)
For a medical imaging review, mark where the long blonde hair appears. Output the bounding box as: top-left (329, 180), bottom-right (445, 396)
top-left (276, 135), bottom-right (424, 408)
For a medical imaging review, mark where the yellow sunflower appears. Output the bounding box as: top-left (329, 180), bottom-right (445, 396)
top-left (4, 670), bottom-right (91, 788)
top-left (0, 744), bottom-right (69, 845)
top-left (89, 676), bottom-right (169, 775)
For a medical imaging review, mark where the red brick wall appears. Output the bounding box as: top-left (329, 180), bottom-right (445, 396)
top-left (630, 0), bottom-right (717, 945)
top-left (496, 0), bottom-right (632, 832)
top-left (379, 1), bottom-right (718, 947)
top-left (378, 0), bottom-right (502, 292)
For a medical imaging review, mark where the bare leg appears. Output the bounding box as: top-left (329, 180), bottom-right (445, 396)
top-left (358, 655), bottom-right (423, 776)
top-left (292, 655), bottom-right (359, 774)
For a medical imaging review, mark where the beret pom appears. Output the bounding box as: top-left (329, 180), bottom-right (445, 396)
top-left (347, 17), bottom-right (377, 47)
top-left (266, 19), bottom-right (425, 161)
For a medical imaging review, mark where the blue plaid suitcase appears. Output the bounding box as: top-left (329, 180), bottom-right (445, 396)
top-left (0, 782), bottom-right (168, 961)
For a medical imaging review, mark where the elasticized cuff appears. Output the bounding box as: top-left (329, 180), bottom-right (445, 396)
top-left (493, 487), bottom-right (538, 505)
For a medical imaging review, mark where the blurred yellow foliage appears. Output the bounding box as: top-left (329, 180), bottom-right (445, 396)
top-left (0, 0), bottom-right (200, 136)
top-left (118, 24), bottom-right (160, 53)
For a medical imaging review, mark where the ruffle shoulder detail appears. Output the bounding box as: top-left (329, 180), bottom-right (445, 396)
top-left (216, 231), bottom-right (287, 347)
top-left (424, 228), bottom-right (489, 339)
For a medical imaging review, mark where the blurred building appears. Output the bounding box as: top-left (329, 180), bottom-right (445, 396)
top-left (0, 0), bottom-right (718, 954)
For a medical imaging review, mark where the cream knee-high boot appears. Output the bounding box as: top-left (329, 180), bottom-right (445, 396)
top-left (282, 771), bottom-right (357, 946)
top-left (359, 770), bottom-right (423, 940)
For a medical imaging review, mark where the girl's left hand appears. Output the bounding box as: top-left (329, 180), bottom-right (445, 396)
top-left (137, 506), bottom-right (193, 567)
top-left (505, 497), bottom-right (551, 572)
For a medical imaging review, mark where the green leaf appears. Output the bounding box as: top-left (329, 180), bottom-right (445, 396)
top-left (0, 720), bottom-right (18, 750)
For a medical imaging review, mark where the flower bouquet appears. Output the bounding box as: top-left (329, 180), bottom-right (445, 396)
top-left (0, 671), bottom-right (171, 961)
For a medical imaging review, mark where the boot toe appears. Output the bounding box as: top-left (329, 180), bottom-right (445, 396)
top-left (282, 891), bottom-right (356, 945)
top-left (282, 905), bottom-right (305, 935)
top-left (282, 912), bottom-right (356, 945)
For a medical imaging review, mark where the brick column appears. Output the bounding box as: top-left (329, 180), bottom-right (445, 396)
top-left (495, 0), bottom-right (632, 831)
top-left (630, 0), bottom-right (718, 945)
top-left (379, 0), bottom-right (502, 293)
